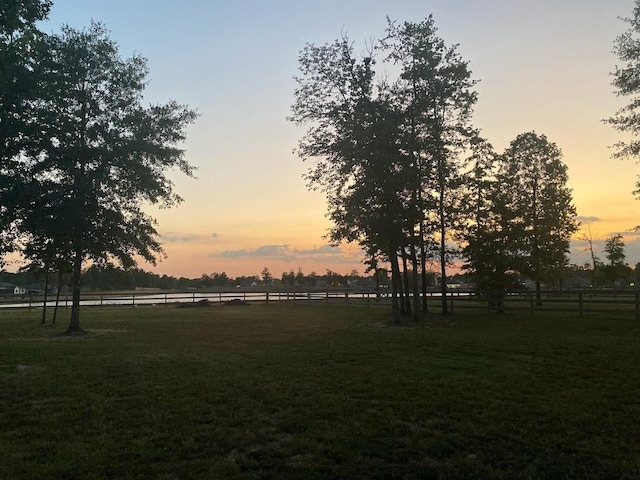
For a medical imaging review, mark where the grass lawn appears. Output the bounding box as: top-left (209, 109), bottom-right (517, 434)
top-left (1, 304), bottom-right (639, 479)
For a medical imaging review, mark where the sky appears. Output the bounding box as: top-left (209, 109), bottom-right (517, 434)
top-left (39, 0), bottom-right (640, 278)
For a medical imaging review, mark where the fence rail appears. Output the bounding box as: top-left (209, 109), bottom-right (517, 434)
top-left (1, 289), bottom-right (639, 319)
top-left (0, 290), bottom-right (390, 310)
top-left (443, 290), bottom-right (640, 319)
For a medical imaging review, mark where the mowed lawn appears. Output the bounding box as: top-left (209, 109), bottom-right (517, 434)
top-left (1, 304), bottom-right (639, 479)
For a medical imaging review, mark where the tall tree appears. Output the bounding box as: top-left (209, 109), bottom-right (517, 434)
top-left (290, 18), bottom-right (479, 320)
top-left (261, 267), bottom-right (272, 285)
top-left (0, 0), bottom-right (51, 261)
top-left (24, 23), bottom-right (197, 333)
top-left (501, 132), bottom-right (578, 304)
top-left (604, 234), bottom-right (626, 265)
top-left (601, 234), bottom-right (632, 287)
top-left (382, 17), bottom-right (478, 315)
top-left (604, 234), bottom-right (627, 284)
top-left (290, 36), bottom-right (412, 323)
top-left (608, 2), bottom-right (640, 161)
top-left (578, 223), bottom-right (601, 288)
top-left (460, 138), bottom-right (521, 310)
top-left (605, 1), bottom-right (640, 227)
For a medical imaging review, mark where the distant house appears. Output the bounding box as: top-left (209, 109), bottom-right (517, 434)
top-left (446, 275), bottom-right (472, 290)
top-left (14, 284), bottom-right (45, 295)
top-left (0, 282), bottom-right (15, 294)
top-left (564, 274), bottom-right (591, 290)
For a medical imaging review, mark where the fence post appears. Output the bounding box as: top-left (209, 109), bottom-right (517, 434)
top-left (132, 293), bottom-right (135, 308)
top-left (266, 292), bottom-right (269, 304)
top-left (192, 292), bottom-right (196, 303)
top-left (367, 292), bottom-right (370, 309)
top-left (164, 292), bottom-right (168, 307)
top-left (100, 294), bottom-right (103, 310)
top-left (326, 292), bottom-right (329, 307)
top-left (345, 292), bottom-right (349, 307)
top-left (28, 294), bottom-right (32, 311)
top-left (579, 291), bottom-right (583, 319)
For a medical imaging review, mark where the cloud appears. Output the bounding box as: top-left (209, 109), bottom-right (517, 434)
top-left (305, 253), bottom-right (365, 264)
top-left (294, 245), bottom-right (339, 255)
top-left (219, 244), bottom-right (292, 259)
top-left (160, 232), bottom-right (221, 244)
top-left (618, 230), bottom-right (640, 237)
top-left (160, 232), bottom-right (199, 243)
top-left (624, 237), bottom-right (640, 266)
top-left (215, 243), bottom-right (363, 263)
top-left (577, 216), bottom-right (601, 223)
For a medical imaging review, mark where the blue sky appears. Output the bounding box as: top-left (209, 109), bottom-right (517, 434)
top-left (41, 0), bottom-right (640, 277)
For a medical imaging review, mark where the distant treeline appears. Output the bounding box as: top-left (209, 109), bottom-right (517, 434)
top-left (3, 261), bottom-right (640, 294)
top-left (0, 265), bottom-right (398, 292)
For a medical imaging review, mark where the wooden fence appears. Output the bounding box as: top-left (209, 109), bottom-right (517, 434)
top-left (1, 289), bottom-right (639, 319)
top-left (438, 290), bottom-right (640, 320)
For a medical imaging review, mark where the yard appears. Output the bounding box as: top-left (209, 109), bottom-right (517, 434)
top-left (1, 304), bottom-right (639, 479)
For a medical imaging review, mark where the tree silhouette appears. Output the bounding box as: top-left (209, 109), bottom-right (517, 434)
top-left (290, 17), bottom-right (479, 321)
top-left (607, 0), bottom-right (640, 217)
top-left (501, 132), bottom-right (578, 304)
top-left (0, 0), bottom-right (51, 262)
top-left (23, 23), bottom-right (197, 332)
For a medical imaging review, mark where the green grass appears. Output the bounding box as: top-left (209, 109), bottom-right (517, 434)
top-left (1, 304), bottom-right (639, 479)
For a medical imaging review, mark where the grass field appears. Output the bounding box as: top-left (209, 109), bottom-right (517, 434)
top-left (1, 304), bottom-right (639, 479)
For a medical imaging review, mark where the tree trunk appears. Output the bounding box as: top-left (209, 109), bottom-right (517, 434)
top-left (390, 251), bottom-right (401, 324)
top-left (52, 269), bottom-right (62, 325)
top-left (440, 228), bottom-right (449, 314)
top-left (401, 250), bottom-right (412, 316)
top-left (41, 269), bottom-right (49, 325)
top-left (438, 162), bottom-right (449, 314)
top-left (398, 254), bottom-right (406, 315)
top-left (532, 176), bottom-right (543, 306)
top-left (420, 228), bottom-right (428, 313)
top-left (489, 292), bottom-right (504, 314)
top-left (410, 244), bottom-right (421, 321)
top-left (67, 248), bottom-right (83, 334)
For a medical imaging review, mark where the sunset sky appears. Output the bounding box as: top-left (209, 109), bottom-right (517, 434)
top-left (43, 0), bottom-right (640, 278)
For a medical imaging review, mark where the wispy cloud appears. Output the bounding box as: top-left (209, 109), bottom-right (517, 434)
top-left (215, 243), bottom-right (362, 263)
top-left (219, 244), bottom-right (293, 259)
top-left (295, 245), bottom-right (339, 255)
top-left (160, 232), bottom-right (220, 244)
top-left (160, 232), bottom-right (199, 243)
top-left (616, 230), bottom-right (640, 237)
top-left (577, 216), bottom-right (601, 223)
top-left (624, 237), bottom-right (640, 266)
